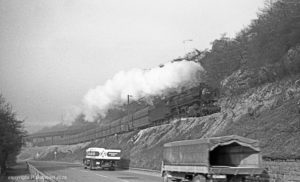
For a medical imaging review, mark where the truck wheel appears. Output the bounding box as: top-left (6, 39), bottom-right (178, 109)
top-left (109, 166), bottom-right (115, 171)
top-left (228, 175), bottom-right (244, 182)
top-left (89, 161), bottom-right (93, 170)
top-left (162, 172), bottom-right (171, 182)
top-left (192, 175), bottom-right (206, 182)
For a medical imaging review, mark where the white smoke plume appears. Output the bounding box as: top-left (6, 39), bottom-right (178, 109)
top-left (83, 60), bottom-right (205, 120)
top-left (62, 105), bottom-right (83, 124)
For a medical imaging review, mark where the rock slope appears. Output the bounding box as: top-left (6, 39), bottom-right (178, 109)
top-left (20, 74), bottom-right (300, 170)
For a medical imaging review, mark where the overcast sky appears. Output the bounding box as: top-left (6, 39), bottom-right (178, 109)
top-left (0, 0), bottom-right (264, 132)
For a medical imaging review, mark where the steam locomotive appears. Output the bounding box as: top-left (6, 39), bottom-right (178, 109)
top-left (28, 83), bottom-right (221, 146)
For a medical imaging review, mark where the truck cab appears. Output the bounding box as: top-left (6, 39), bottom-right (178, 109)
top-left (83, 147), bottom-right (121, 170)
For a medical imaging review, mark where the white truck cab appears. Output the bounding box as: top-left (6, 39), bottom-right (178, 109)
top-left (83, 147), bottom-right (121, 170)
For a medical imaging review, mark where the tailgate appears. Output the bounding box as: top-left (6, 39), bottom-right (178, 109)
top-left (210, 166), bottom-right (265, 175)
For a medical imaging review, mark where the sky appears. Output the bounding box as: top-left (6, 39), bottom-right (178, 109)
top-left (0, 0), bottom-right (265, 133)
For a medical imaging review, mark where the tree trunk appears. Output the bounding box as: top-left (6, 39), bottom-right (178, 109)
top-left (0, 151), bottom-right (8, 175)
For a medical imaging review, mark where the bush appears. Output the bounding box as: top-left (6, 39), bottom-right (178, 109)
top-left (0, 95), bottom-right (26, 174)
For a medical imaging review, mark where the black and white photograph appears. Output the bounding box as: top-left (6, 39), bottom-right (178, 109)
top-left (0, 0), bottom-right (300, 181)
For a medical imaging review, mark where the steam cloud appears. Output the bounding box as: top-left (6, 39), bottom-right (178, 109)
top-left (83, 60), bottom-right (205, 120)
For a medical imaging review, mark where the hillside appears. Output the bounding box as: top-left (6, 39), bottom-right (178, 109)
top-left (217, 75), bottom-right (300, 159)
top-left (20, 74), bottom-right (300, 169)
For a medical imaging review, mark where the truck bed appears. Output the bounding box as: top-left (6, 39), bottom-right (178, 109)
top-left (210, 166), bottom-right (265, 175)
top-left (163, 164), bottom-right (264, 175)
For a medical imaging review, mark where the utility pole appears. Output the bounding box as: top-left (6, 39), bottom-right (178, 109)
top-left (127, 95), bottom-right (132, 105)
top-left (127, 95), bottom-right (133, 130)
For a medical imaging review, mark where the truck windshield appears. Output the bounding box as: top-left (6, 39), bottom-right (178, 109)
top-left (86, 151), bottom-right (99, 156)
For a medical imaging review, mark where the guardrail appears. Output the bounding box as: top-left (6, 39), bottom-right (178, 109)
top-left (26, 162), bottom-right (57, 182)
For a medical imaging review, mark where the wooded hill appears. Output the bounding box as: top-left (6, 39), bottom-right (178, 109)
top-left (198, 0), bottom-right (300, 91)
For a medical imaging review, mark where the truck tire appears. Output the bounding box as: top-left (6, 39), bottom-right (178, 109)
top-left (89, 160), bottom-right (93, 170)
top-left (192, 175), bottom-right (206, 182)
top-left (162, 172), bottom-right (171, 182)
top-left (228, 175), bottom-right (244, 182)
top-left (109, 166), bottom-right (115, 171)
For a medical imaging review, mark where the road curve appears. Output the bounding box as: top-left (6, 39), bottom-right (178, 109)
top-left (29, 160), bottom-right (161, 182)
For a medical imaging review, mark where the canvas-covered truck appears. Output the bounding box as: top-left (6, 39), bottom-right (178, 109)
top-left (161, 135), bottom-right (265, 182)
top-left (83, 147), bottom-right (121, 170)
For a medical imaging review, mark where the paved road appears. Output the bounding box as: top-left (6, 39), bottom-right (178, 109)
top-left (29, 161), bottom-right (161, 182)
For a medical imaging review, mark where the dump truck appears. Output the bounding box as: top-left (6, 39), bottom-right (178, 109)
top-left (161, 135), bottom-right (265, 182)
top-left (83, 147), bottom-right (121, 170)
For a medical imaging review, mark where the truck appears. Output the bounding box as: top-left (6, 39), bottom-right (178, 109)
top-left (161, 135), bottom-right (265, 182)
top-left (83, 147), bottom-right (121, 170)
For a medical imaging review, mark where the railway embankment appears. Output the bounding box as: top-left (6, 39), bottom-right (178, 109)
top-left (19, 74), bottom-right (300, 181)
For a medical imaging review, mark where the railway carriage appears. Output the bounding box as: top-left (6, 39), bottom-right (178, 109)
top-left (133, 115), bottom-right (150, 129)
top-left (88, 128), bottom-right (97, 141)
top-left (102, 125), bottom-right (110, 137)
top-left (132, 107), bottom-right (151, 129)
top-left (95, 126), bottom-right (102, 139)
top-left (149, 102), bottom-right (171, 125)
top-left (110, 118), bottom-right (122, 134)
top-left (120, 116), bottom-right (129, 132)
top-left (28, 83), bottom-right (221, 146)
